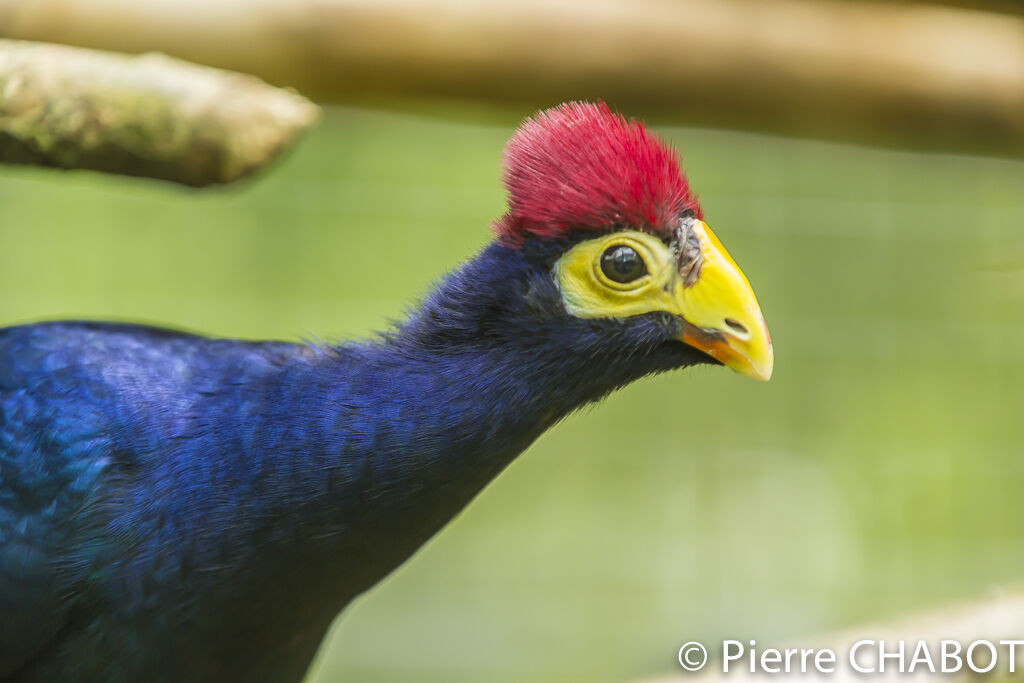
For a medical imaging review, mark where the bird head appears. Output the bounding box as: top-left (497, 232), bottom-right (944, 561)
top-left (491, 102), bottom-right (773, 382)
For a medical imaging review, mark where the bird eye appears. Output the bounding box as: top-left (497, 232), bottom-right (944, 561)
top-left (600, 245), bottom-right (647, 283)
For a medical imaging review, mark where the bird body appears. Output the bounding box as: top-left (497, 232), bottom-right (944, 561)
top-left (0, 103), bottom-right (772, 681)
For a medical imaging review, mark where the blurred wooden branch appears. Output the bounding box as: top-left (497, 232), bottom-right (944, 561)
top-left (0, 40), bottom-right (320, 186)
top-left (0, 0), bottom-right (1022, 156)
top-left (644, 589), bottom-right (1024, 681)
top-left (897, 0), bottom-right (1024, 16)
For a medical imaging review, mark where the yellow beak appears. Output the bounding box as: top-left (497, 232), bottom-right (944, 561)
top-left (676, 221), bottom-right (773, 381)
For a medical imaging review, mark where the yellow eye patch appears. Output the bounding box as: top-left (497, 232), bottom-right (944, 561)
top-left (553, 223), bottom-right (774, 381)
top-left (553, 231), bottom-right (682, 319)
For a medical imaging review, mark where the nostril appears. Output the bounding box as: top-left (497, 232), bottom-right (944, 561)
top-left (724, 318), bottom-right (749, 337)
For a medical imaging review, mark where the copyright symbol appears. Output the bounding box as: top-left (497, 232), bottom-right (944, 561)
top-left (678, 641), bottom-right (708, 671)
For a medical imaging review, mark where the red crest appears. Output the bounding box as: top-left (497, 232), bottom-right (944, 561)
top-left (494, 101), bottom-right (702, 246)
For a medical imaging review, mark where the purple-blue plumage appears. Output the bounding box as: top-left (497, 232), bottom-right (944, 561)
top-left (0, 238), bottom-right (711, 682)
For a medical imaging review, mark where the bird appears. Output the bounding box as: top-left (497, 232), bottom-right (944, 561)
top-left (0, 101), bottom-right (772, 682)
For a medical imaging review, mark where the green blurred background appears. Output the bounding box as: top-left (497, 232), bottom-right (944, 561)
top-left (1, 105), bottom-right (1023, 681)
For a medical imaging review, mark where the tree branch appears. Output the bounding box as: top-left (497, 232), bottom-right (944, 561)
top-left (0, 0), bottom-right (1022, 156)
top-left (0, 40), bottom-right (320, 187)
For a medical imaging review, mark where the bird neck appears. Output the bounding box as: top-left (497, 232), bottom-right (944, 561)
top-left (332, 245), bottom-right (645, 500)
top-left (281, 242), bottom-right (658, 597)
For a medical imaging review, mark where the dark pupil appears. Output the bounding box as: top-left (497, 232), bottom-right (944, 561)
top-left (600, 245), bottom-right (646, 283)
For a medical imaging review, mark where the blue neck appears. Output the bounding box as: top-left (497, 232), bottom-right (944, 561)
top-left (292, 242), bottom-right (656, 550)
top-left (247, 242), bottom-right (678, 602)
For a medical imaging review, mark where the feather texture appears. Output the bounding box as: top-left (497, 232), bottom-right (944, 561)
top-left (494, 101), bottom-right (702, 246)
top-left (0, 241), bottom-right (709, 682)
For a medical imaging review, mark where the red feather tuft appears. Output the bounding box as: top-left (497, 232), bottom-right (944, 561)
top-left (493, 101), bottom-right (702, 246)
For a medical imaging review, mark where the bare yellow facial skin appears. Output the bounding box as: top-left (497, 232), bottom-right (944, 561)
top-left (554, 224), bottom-right (773, 381)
